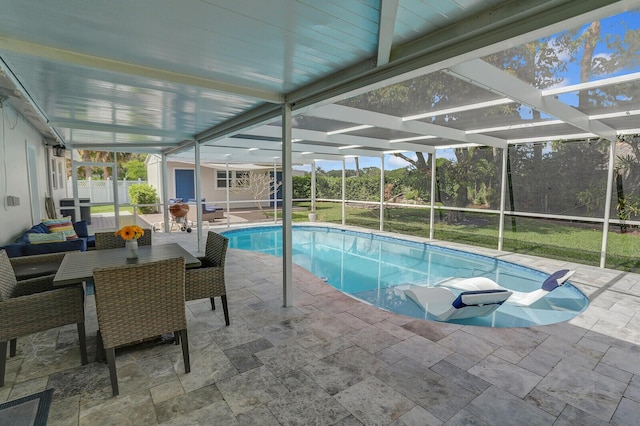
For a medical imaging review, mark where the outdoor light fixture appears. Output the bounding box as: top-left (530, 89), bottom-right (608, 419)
top-left (338, 145), bottom-right (362, 150)
top-left (248, 148), bottom-right (259, 151)
top-left (300, 151), bottom-right (314, 155)
top-left (402, 98), bottom-right (513, 122)
top-left (327, 124), bottom-right (373, 135)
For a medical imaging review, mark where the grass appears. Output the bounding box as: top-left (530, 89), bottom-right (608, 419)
top-left (285, 202), bottom-right (640, 272)
top-left (90, 206), bottom-right (134, 214)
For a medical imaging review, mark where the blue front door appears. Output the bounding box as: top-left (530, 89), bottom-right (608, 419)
top-left (175, 169), bottom-right (195, 201)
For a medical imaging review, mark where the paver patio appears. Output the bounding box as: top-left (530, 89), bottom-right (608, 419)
top-left (2, 225), bottom-right (639, 425)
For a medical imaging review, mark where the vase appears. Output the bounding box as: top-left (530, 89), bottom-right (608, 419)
top-left (125, 239), bottom-right (139, 259)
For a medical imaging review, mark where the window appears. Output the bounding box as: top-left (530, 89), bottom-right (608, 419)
top-left (216, 170), bottom-right (250, 188)
top-left (51, 159), bottom-right (58, 189)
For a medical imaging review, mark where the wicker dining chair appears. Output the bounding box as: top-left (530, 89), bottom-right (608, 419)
top-left (94, 229), bottom-right (152, 250)
top-left (184, 231), bottom-right (230, 326)
top-left (92, 257), bottom-right (190, 396)
top-left (9, 251), bottom-right (71, 280)
top-left (0, 249), bottom-right (88, 387)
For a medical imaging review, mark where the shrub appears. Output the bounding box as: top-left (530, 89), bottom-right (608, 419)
top-left (128, 183), bottom-right (158, 214)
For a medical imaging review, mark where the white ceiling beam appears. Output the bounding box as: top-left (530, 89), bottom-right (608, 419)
top-left (377, 0), bottom-right (399, 67)
top-left (242, 125), bottom-right (435, 153)
top-left (0, 36), bottom-right (284, 103)
top-left (308, 104), bottom-right (507, 149)
top-left (193, 145), bottom-right (344, 162)
top-left (209, 136), bottom-right (391, 158)
top-left (542, 71), bottom-right (640, 96)
top-left (447, 59), bottom-right (618, 141)
top-left (50, 119), bottom-right (191, 139)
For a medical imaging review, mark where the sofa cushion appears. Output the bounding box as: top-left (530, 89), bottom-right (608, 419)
top-left (43, 216), bottom-right (79, 240)
top-left (23, 238), bottom-right (86, 256)
top-left (0, 244), bottom-right (25, 257)
top-left (27, 232), bottom-right (66, 244)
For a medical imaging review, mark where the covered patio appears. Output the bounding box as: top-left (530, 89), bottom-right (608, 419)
top-left (2, 0), bottom-right (640, 424)
top-left (1, 228), bottom-right (639, 424)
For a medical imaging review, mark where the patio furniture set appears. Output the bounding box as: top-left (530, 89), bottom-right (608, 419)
top-left (0, 231), bottom-right (230, 397)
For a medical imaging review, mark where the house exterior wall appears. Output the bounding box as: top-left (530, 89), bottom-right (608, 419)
top-left (0, 103), bottom-right (50, 245)
top-left (146, 155), bottom-right (277, 209)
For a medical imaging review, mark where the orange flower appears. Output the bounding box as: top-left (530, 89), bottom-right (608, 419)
top-left (114, 225), bottom-right (145, 241)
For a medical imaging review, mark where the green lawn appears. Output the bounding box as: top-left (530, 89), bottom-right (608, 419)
top-left (284, 202), bottom-right (640, 272)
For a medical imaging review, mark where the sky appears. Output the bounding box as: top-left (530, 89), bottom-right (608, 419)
top-left (295, 9), bottom-right (639, 173)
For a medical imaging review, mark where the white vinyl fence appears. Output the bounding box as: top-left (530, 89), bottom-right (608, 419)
top-left (66, 178), bottom-right (147, 204)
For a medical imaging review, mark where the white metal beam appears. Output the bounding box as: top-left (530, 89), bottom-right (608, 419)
top-left (308, 104), bottom-right (507, 149)
top-left (50, 119), bottom-right (191, 140)
top-left (377, 0), bottom-right (399, 67)
top-left (243, 124), bottom-right (436, 153)
top-left (447, 59), bottom-right (618, 141)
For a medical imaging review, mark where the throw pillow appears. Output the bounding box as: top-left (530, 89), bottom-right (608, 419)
top-left (27, 232), bottom-right (67, 244)
top-left (42, 216), bottom-right (79, 240)
top-left (73, 220), bottom-right (89, 238)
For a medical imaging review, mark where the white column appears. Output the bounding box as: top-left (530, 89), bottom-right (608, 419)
top-left (71, 154), bottom-right (79, 222)
top-left (113, 153), bottom-right (120, 229)
top-left (273, 160), bottom-right (278, 224)
top-left (341, 159), bottom-right (346, 226)
top-left (380, 156), bottom-right (385, 231)
top-left (498, 147), bottom-right (508, 251)
top-left (194, 142), bottom-right (203, 252)
top-left (225, 160), bottom-right (230, 228)
top-left (282, 104), bottom-right (293, 307)
top-left (161, 154), bottom-right (170, 233)
top-left (311, 160), bottom-right (316, 213)
top-left (601, 139), bottom-right (617, 268)
top-left (429, 152), bottom-right (436, 240)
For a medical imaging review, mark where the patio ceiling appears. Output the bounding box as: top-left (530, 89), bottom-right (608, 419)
top-left (1, 0), bottom-right (639, 164)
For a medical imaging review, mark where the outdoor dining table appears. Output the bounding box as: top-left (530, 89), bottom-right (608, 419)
top-left (52, 242), bottom-right (202, 361)
top-left (53, 242), bottom-right (201, 286)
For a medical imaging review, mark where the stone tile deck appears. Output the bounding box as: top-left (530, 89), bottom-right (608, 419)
top-left (2, 224), bottom-right (639, 425)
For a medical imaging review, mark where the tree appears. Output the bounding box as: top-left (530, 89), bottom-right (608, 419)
top-left (231, 171), bottom-right (282, 217)
top-left (123, 160), bottom-right (147, 180)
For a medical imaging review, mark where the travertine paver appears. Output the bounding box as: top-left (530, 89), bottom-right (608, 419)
top-left (3, 225), bottom-right (640, 425)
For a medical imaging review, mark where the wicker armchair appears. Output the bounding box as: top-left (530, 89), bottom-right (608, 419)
top-left (9, 251), bottom-right (73, 280)
top-left (0, 250), bottom-right (88, 387)
top-left (184, 231), bottom-right (230, 326)
top-left (92, 257), bottom-right (190, 396)
top-left (94, 229), bottom-right (152, 250)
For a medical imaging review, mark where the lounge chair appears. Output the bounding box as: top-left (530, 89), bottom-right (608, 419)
top-left (434, 269), bottom-right (575, 307)
top-left (404, 286), bottom-right (512, 321)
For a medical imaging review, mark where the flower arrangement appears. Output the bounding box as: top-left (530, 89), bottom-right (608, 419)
top-left (114, 225), bottom-right (145, 241)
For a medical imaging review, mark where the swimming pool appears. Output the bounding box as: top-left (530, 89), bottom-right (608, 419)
top-left (221, 225), bottom-right (589, 327)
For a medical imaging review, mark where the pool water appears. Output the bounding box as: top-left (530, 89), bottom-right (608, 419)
top-left (222, 226), bottom-right (589, 327)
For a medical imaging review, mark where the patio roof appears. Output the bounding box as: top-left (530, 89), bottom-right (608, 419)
top-left (1, 0), bottom-right (639, 164)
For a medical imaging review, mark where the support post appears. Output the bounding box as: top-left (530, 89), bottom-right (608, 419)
top-left (429, 152), bottom-right (436, 240)
top-left (225, 159), bottom-right (231, 228)
top-left (342, 159), bottom-right (346, 225)
top-left (274, 160), bottom-right (278, 224)
top-left (498, 147), bottom-right (508, 251)
top-left (113, 153), bottom-right (120, 230)
top-left (380, 156), bottom-right (385, 231)
top-left (194, 142), bottom-right (203, 252)
top-left (161, 154), bottom-right (170, 233)
top-left (282, 104), bottom-right (293, 307)
top-left (311, 160), bottom-right (316, 214)
top-left (601, 139), bottom-right (616, 268)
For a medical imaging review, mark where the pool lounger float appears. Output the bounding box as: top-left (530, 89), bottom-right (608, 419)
top-left (404, 287), bottom-right (513, 321)
top-left (434, 269), bottom-right (575, 307)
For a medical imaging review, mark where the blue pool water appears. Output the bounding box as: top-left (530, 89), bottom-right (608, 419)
top-left (221, 226), bottom-right (589, 327)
